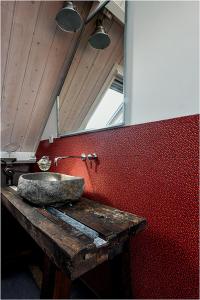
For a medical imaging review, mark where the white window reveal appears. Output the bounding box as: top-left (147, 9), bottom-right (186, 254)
top-left (85, 73), bottom-right (124, 130)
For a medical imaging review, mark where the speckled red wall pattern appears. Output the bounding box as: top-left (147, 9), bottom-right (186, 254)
top-left (36, 115), bottom-right (199, 299)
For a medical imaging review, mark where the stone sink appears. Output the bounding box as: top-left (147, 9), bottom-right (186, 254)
top-left (17, 172), bottom-right (84, 206)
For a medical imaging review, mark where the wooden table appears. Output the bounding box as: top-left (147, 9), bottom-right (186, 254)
top-left (1, 187), bottom-right (146, 299)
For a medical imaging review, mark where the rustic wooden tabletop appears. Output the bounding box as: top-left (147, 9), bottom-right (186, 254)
top-left (1, 186), bottom-right (146, 298)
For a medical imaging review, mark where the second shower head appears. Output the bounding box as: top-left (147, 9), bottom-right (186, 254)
top-left (88, 19), bottom-right (111, 50)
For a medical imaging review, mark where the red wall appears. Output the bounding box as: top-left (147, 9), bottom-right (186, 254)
top-left (36, 115), bottom-right (199, 299)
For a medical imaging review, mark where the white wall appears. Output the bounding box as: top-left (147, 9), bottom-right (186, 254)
top-left (125, 0), bottom-right (199, 125)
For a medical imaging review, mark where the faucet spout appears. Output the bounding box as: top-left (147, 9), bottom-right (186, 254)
top-left (54, 153), bottom-right (87, 166)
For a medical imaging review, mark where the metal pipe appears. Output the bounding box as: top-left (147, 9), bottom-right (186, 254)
top-left (85, 1), bottom-right (110, 25)
top-left (54, 153), bottom-right (87, 166)
top-left (54, 153), bottom-right (98, 166)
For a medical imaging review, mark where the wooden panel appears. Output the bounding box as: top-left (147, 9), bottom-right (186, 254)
top-left (1, 187), bottom-right (146, 280)
top-left (58, 197), bottom-right (145, 239)
top-left (21, 2), bottom-right (92, 152)
top-left (1, 1), bottom-right (15, 91)
top-left (1, 1), bottom-right (123, 152)
top-left (1, 188), bottom-right (97, 276)
top-left (1, 1), bottom-right (92, 153)
top-left (10, 1), bottom-right (62, 148)
top-left (1, 1), bottom-right (41, 149)
top-left (58, 17), bottom-right (124, 134)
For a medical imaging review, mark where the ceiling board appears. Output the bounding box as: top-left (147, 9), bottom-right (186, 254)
top-left (59, 17), bottom-right (124, 134)
top-left (1, 1), bottom-right (41, 149)
top-left (21, 1), bottom-right (92, 152)
top-left (11, 1), bottom-right (61, 149)
top-left (1, 1), bottom-right (92, 152)
top-left (1, 1), bottom-right (15, 90)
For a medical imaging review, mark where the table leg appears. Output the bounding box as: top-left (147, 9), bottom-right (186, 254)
top-left (53, 269), bottom-right (72, 299)
top-left (40, 255), bottom-right (56, 299)
top-left (40, 254), bottom-right (72, 299)
top-left (109, 241), bottom-right (133, 299)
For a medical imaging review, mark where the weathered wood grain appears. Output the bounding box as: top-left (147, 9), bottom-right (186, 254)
top-left (59, 197), bottom-right (146, 240)
top-left (1, 187), bottom-right (146, 280)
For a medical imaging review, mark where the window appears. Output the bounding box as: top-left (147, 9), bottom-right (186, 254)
top-left (85, 75), bottom-right (124, 130)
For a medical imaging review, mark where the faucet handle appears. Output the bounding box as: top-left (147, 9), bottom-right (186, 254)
top-left (81, 153), bottom-right (87, 161)
top-left (87, 153), bottom-right (98, 160)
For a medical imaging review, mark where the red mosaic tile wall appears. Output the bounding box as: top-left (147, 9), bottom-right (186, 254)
top-left (36, 115), bottom-right (199, 299)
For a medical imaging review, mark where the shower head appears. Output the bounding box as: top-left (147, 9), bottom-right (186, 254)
top-left (88, 20), bottom-right (111, 49)
top-left (55, 1), bottom-right (83, 32)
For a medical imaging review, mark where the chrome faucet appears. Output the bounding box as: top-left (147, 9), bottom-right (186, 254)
top-left (54, 153), bottom-right (98, 166)
top-left (54, 153), bottom-right (87, 166)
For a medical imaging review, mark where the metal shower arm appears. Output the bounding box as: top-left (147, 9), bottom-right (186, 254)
top-left (85, 1), bottom-right (110, 24)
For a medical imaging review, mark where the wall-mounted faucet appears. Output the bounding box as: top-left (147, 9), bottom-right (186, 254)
top-left (54, 153), bottom-right (98, 166)
top-left (54, 153), bottom-right (86, 166)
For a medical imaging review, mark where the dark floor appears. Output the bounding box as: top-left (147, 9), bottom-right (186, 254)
top-left (1, 267), bottom-right (97, 299)
top-left (1, 268), bottom-right (40, 299)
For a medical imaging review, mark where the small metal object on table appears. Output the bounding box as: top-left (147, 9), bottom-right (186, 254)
top-left (1, 187), bottom-right (146, 299)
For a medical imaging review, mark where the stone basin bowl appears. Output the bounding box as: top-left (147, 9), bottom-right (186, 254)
top-left (17, 172), bottom-right (84, 206)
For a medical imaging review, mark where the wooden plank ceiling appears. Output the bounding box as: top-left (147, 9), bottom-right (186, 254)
top-left (58, 15), bottom-right (124, 135)
top-left (1, 1), bottom-right (92, 152)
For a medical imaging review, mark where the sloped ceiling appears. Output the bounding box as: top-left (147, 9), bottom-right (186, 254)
top-left (59, 16), bottom-right (124, 135)
top-left (1, 1), bottom-right (91, 152)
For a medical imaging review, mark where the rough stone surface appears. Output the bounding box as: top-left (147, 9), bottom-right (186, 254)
top-left (17, 172), bottom-right (84, 206)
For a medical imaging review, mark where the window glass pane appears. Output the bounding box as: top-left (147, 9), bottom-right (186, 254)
top-left (85, 88), bottom-right (124, 130)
